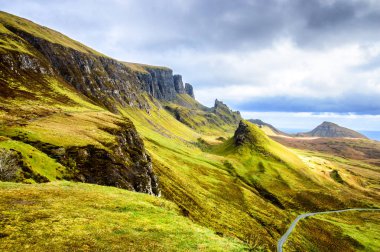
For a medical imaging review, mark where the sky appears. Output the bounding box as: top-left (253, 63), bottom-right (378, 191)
top-left (2, 0), bottom-right (380, 132)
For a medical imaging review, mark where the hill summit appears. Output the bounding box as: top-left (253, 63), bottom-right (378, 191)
top-left (248, 119), bottom-right (289, 136)
top-left (298, 121), bottom-right (367, 139)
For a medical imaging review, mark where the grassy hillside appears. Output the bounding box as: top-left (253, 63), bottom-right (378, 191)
top-left (0, 182), bottom-right (247, 252)
top-left (1, 11), bottom-right (380, 251)
top-left (284, 211), bottom-right (380, 252)
top-left (0, 11), bottom-right (104, 56)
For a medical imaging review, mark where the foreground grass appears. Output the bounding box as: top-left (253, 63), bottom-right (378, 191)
top-left (0, 181), bottom-right (248, 252)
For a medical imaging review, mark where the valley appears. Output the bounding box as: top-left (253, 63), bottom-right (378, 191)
top-left (0, 10), bottom-right (379, 252)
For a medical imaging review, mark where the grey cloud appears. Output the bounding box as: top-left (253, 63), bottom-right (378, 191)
top-left (4, 0), bottom-right (380, 51)
top-left (2, 0), bottom-right (380, 116)
top-left (234, 94), bottom-right (380, 115)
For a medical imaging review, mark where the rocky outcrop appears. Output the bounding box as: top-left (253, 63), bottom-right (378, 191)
top-left (185, 83), bottom-right (194, 98)
top-left (173, 74), bottom-right (185, 94)
top-left (12, 120), bottom-right (160, 196)
top-left (297, 121), bottom-right (367, 139)
top-left (213, 99), bottom-right (242, 125)
top-left (136, 67), bottom-right (177, 101)
top-left (5, 26), bottom-right (151, 113)
top-left (234, 121), bottom-right (251, 146)
top-left (135, 69), bottom-right (195, 101)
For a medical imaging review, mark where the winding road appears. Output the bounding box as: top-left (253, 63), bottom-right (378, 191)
top-left (277, 208), bottom-right (380, 252)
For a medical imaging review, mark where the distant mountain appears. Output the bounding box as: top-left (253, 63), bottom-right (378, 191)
top-left (297, 121), bottom-right (367, 139)
top-left (248, 119), bottom-right (289, 136)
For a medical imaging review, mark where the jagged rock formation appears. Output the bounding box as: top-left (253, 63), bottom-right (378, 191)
top-left (123, 62), bottom-right (195, 102)
top-left (0, 11), bottom-right (162, 195)
top-left (134, 66), bottom-right (177, 101)
top-left (1, 12), bottom-right (195, 115)
top-left (185, 83), bottom-right (194, 98)
top-left (234, 120), bottom-right (267, 146)
top-left (297, 121), bottom-right (367, 139)
top-left (173, 74), bottom-right (185, 94)
top-left (4, 27), bottom-right (151, 113)
top-left (213, 99), bottom-right (242, 125)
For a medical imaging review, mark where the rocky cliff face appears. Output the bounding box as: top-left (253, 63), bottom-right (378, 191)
top-left (3, 26), bottom-right (196, 112)
top-left (0, 18), bottom-right (161, 195)
top-left (185, 83), bottom-right (195, 98)
top-left (5, 26), bottom-right (151, 113)
top-left (173, 74), bottom-right (185, 94)
top-left (135, 68), bottom-right (195, 101)
top-left (11, 120), bottom-right (160, 195)
top-left (135, 67), bottom-right (176, 101)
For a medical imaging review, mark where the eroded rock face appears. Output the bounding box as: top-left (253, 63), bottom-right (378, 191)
top-left (234, 121), bottom-right (251, 146)
top-left (185, 83), bottom-right (194, 98)
top-left (0, 53), bottom-right (53, 76)
top-left (173, 74), bottom-right (185, 94)
top-left (136, 68), bottom-right (177, 101)
top-left (17, 120), bottom-right (160, 196)
top-left (213, 99), bottom-right (242, 125)
top-left (6, 26), bottom-right (151, 113)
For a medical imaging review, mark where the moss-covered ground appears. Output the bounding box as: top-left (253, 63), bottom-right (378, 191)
top-left (0, 181), bottom-right (248, 252)
top-left (284, 211), bottom-right (380, 252)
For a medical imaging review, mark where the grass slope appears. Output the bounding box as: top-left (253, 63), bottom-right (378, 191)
top-left (285, 211), bottom-right (380, 252)
top-left (0, 181), bottom-right (247, 252)
top-left (0, 11), bottom-right (104, 56)
top-left (1, 11), bottom-right (380, 251)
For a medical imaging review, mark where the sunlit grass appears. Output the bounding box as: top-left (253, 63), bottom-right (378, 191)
top-left (0, 138), bottom-right (64, 181)
top-left (0, 181), bottom-right (248, 252)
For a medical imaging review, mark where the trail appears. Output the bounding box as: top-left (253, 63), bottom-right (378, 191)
top-left (277, 208), bottom-right (380, 252)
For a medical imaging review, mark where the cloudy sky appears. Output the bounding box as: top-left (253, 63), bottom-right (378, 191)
top-left (2, 0), bottom-right (380, 132)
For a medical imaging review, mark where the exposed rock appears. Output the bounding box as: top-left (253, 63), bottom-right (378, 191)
top-left (135, 67), bottom-right (179, 101)
top-left (234, 121), bottom-right (252, 146)
top-left (5, 26), bottom-right (151, 113)
top-left (185, 83), bottom-right (194, 98)
top-left (233, 120), bottom-right (269, 149)
top-left (173, 74), bottom-right (185, 94)
top-left (0, 52), bottom-right (53, 76)
top-left (213, 99), bottom-right (241, 125)
top-left (14, 120), bottom-right (160, 196)
top-left (0, 148), bottom-right (49, 183)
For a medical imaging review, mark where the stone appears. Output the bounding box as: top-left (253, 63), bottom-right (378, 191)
top-left (173, 74), bottom-right (185, 94)
top-left (185, 83), bottom-right (194, 98)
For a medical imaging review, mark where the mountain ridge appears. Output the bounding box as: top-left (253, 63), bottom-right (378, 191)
top-left (297, 121), bottom-right (367, 139)
top-left (248, 119), bottom-right (289, 136)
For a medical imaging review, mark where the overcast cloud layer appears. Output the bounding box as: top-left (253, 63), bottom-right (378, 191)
top-left (2, 0), bottom-right (380, 130)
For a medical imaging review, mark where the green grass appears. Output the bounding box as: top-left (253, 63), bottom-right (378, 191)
top-left (0, 111), bottom-right (120, 148)
top-left (122, 61), bottom-right (171, 74)
top-left (0, 24), bottom-right (33, 55)
top-left (0, 138), bottom-right (64, 181)
top-left (0, 11), bottom-right (105, 56)
top-left (0, 181), bottom-right (248, 252)
top-left (284, 211), bottom-right (380, 252)
top-left (316, 212), bottom-right (380, 251)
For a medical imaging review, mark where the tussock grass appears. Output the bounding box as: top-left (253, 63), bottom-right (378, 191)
top-left (0, 181), bottom-right (248, 252)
